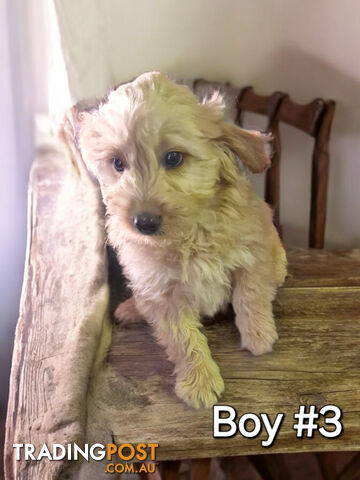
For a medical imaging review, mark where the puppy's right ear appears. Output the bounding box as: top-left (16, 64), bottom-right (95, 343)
top-left (220, 123), bottom-right (272, 173)
top-left (57, 107), bottom-right (95, 182)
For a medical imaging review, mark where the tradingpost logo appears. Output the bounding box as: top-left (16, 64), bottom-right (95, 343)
top-left (13, 442), bottom-right (159, 475)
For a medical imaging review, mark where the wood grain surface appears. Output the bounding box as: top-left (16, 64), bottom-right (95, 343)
top-left (4, 141), bottom-right (360, 479)
top-left (108, 282), bottom-right (360, 460)
top-left (4, 142), bottom-right (111, 479)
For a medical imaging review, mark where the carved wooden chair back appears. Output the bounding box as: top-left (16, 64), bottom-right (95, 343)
top-left (276, 96), bottom-right (335, 248)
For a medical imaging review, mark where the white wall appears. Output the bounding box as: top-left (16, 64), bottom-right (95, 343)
top-left (0, 0), bottom-right (22, 405)
top-left (54, 0), bottom-right (360, 248)
top-left (0, 0), bottom-right (51, 409)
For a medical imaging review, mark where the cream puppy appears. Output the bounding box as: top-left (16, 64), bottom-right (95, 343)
top-left (77, 72), bottom-right (287, 408)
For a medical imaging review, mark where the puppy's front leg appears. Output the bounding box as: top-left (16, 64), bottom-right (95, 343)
top-left (150, 312), bottom-right (224, 408)
top-left (232, 268), bottom-right (278, 356)
top-left (114, 296), bottom-right (144, 326)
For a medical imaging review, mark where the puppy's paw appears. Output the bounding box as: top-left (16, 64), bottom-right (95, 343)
top-left (241, 321), bottom-right (278, 356)
top-left (114, 298), bottom-right (144, 326)
top-left (175, 360), bottom-right (225, 409)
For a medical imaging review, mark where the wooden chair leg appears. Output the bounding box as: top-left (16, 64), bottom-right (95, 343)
top-left (219, 456), bottom-right (250, 479)
top-left (190, 458), bottom-right (211, 480)
top-left (315, 452), bottom-right (337, 480)
top-left (160, 460), bottom-right (182, 480)
top-left (248, 454), bottom-right (290, 480)
top-left (338, 453), bottom-right (360, 480)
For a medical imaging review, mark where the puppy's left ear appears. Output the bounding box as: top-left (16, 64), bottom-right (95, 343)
top-left (220, 123), bottom-right (272, 173)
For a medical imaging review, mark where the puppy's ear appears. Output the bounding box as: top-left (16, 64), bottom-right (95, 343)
top-left (57, 107), bottom-right (80, 167)
top-left (220, 123), bottom-right (272, 173)
top-left (57, 107), bottom-right (96, 183)
top-left (198, 94), bottom-right (272, 173)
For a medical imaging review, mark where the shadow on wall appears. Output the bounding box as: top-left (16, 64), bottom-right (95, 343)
top-left (246, 46), bottom-right (360, 248)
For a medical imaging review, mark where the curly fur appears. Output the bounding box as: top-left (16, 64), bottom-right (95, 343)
top-left (78, 72), bottom-right (287, 408)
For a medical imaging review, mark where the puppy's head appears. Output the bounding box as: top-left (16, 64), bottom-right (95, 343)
top-left (77, 72), bottom-right (271, 246)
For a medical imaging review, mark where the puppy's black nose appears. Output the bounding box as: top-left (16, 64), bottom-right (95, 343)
top-left (133, 212), bottom-right (161, 235)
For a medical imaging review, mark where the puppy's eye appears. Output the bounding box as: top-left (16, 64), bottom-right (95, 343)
top-left (163, 151), bottom-right (183, 169)
top-left (113, 157), bottom-right (125, 173)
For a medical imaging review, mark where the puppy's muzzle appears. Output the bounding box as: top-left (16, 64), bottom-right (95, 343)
top-left (133, 212), bottom-right (162, 235)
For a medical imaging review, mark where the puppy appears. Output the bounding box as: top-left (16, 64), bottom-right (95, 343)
top-left (77, 72), bottom-right (287, 408)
